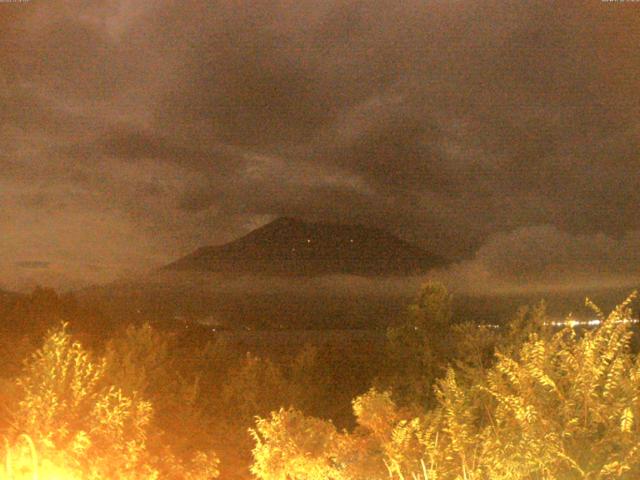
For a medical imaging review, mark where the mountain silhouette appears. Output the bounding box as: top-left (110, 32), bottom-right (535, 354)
top-left (163, 217), bottom-right (446, 276)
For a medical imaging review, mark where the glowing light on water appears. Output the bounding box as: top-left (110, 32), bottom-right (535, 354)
top-left (544, 318), bottom-right (639, 327)
top-left (480, 317), bottom-right (639, 330)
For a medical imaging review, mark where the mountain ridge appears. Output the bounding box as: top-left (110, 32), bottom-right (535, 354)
top-left (163, 217), bottom-right (446, 276)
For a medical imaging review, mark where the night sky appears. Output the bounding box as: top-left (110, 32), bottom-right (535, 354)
top-left (1, 0), bottom-right (640, 290)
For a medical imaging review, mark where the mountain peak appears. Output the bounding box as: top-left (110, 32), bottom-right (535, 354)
top-left (164, 218), bottom-right (446, 276)
top-left (270, 216), bottom-right (304, 225)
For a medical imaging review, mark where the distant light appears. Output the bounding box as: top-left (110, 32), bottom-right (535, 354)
top-left (350, 239), bottom-right (354, 243)
top-left (541, 317), bottom-right (636, 328)
top-left (307, 239), bottom-right (311, 243)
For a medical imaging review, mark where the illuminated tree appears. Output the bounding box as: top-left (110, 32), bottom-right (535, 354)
top-left (384, 281), bottom-right (456, 407)
top-left (250, 407), bottom-right (346, 480)
top-left (4, 323), bottom-right (220, 480)
top-left (252, 294), bottom-right (640, 480)
top-left (103, 322), bottom-right (220, 478)
top-left (7, 323), bottom-right (158, 479)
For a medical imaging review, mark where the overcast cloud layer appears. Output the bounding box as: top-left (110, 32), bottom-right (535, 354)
top-left (1, 0), bottom-right (640, 290)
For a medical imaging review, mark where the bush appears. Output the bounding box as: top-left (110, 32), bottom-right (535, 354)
top-left (251, 294), bottom-right (640, 479)
top-left (2, 323), bottom-right (219, 480)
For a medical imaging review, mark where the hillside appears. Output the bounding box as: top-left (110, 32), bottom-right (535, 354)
top-left (163, 217), bottom-right (445, 276)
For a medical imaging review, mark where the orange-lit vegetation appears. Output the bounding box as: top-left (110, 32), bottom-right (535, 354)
top-left (251, 292), bottom-right (640, 479)
top-left (1, 285), bottom-right (639, 478)
top-left (2, 323), bottom-right (219, 479)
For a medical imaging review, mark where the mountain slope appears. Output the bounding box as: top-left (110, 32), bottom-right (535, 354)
top-left (163, 217), bottom-right (446, 276)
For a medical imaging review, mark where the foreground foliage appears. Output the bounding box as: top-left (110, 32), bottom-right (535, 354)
top-left (2, 285), bottom-right (639, 479)
top-left (1, 324), bottom-right (219, 480)
top-left (251, 294), bottom-right (640, 479)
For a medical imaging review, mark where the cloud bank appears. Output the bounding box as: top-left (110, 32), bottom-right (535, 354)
top-left (1, 0), bottom-right (639, 289)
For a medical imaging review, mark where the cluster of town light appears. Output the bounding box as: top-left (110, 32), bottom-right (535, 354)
top-left (480, 317), bottom-right (640, 330)
top-left (545, 317), bottom-right (639, 328)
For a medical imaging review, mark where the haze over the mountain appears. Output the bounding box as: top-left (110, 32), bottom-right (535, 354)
top-left (163, 217), bottom-right (445, 276)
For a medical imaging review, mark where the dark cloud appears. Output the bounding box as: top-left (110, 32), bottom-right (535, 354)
top-left (1, 0), bottom-right (640, 287)
top-left (439, 226), bottom-right (640, 294)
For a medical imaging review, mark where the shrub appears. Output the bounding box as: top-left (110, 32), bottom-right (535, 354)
top-left (251, 294), bottom-right (640, 480)
top-left (2, 323), bottom-right (219, 480)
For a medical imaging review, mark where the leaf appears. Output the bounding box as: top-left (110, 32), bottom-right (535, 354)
top-left (621, 407), bottom-right (634, 433)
